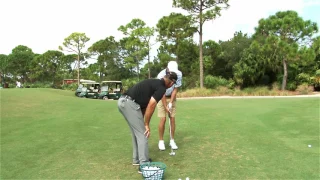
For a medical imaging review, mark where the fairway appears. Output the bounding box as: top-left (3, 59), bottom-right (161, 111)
top-left (1, 89), bottom-right (319, 179)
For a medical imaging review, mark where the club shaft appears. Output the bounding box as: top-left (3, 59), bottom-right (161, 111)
top-left (168, 113), bottom-right (174, 154)
top-left (168, 113), bottom-right (172, 140)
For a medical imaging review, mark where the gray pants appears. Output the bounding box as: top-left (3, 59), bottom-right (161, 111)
top-left (118, 97), bottom-right (149, 164)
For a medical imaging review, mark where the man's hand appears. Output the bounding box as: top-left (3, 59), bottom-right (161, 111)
top-left (144, 97), bottom-right (157, 139)
top-left (144, 125), bottom-right (150, 138)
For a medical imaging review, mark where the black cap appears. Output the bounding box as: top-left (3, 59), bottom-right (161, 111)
top-left (167, 71), bottom-right (178, 84)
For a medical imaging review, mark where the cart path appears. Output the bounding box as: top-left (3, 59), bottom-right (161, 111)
top-left (177, 93), bottom-right (320, 100)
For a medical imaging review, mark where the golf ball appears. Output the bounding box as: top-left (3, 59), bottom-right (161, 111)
top-left (308, 145), bottom-right (312, 148)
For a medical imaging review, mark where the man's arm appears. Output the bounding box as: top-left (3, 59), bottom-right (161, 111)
top-left (143, 97), bottom-right (158, 138)
top-left (169, 71), bottom-right (182, 103)
top-left (170, 87), bottom-right (178, 103)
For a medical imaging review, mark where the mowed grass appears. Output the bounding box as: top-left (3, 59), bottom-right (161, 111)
top-left (1, 88), bottom-right (319, 179)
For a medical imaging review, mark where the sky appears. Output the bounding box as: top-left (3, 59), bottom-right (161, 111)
top-left (1, 0), bottom-right (319, 63)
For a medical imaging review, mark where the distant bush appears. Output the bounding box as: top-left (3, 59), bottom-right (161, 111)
top-left (311, 69), bottom-right (320, 87)
top-left (286, 82), bottom-right (297, 91)
top-left (296, 73), bottom-right (312, 85)
top-left (204, 75), bottom-right (235, 89)
top-left (271, 82), bottom-right (280, 91)
top-left (177, 86), bottom-right (297, 98)
top-left (296, 83), bottom-right (314, 95)
top-left (122, 78), bottom-right (140, 91)
top-left (24, 81), bottom-right (53, 88)
top-left (177, 88), bottom-right (214, 97)
top-left (181, 75), bottom-right (199, 90)
top-left (61, 83), bottom-right (78, 91)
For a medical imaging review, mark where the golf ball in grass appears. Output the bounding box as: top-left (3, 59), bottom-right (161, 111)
top-left (308, 145), bottom-right (312, 148)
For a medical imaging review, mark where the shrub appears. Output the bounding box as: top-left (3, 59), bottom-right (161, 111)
top-left (181, 75), bottom-right (199, 90)
top-left (122, 78), bottom-right (140, 91)
top-left (24, 81), bottom-right (53, 88)
top-left (311, 69), bottom-right (320, 87)
top-left (296, 84), bottom-right (314, 95)
top-left (286, 82), bottom-right (297, 91)
top-left (61, 83), bottom-right (78, 91)
top-left (216, 86), bottom-right (232, 95)
top-left (296, 73), bottom-right (312, 85)
top-left (204, 75), bottom-right (235, 89)
top-left (177, 88), bottom-right (213, 98)
top-left (253, 86), bottom-right (270, 96)
top-left (242, 87), bottom-right (255, 95)
top-left (271, 82), bottom-right (280, 91)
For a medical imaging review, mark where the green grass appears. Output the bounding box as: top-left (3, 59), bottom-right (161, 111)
top-left (1, 88), bottom-right (319, 179)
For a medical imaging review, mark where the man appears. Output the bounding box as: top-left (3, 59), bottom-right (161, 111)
top-left (16, 81), bottom-right (21, 88)
top-left (157, 61), bottom-right (182, 151)
top-left (117, 71), bottom-right (178, 173)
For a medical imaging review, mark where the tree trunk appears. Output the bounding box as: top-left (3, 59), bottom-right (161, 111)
top-left (77, 54), bottom-right (80, 85)
top-left (199, 10), bottom-right (204, 88)
top-left (148, 49), bottom-right (151, 79)
top-left (175, 41), bottom-right (179, 63)
top-left (99, 63), bottom-right (103, 82)
top-left (136, 57), bottom-right (140, 80)
top-left (52, 72), bottom-right (55, 85)
top-left (281, 59), bottom-right (288, 90)
top-left (99, 69), bottom-right (102, 82)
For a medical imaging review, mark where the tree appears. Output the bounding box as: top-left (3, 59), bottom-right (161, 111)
top-left (233, 41), bottom-right (266, 86)
top-left (7, 45), bottom-right (34, 83)
top-left (61, 54), bottom-right (77, 79)
top-left (29, 50), bottom-right (65, 83)
top-left (59, 32), bottom-right (90, 85)
top-left (88, 36), bottom-right (120, 81)
top-left (253, 10), bottom-right (318, 90)
top-left (312, 36), bottom-right (320, 71)
top-left (0, 54), bottom-right (8, 84)
top-left (156, 12), bottom-right (197, 63)
top-left (157, 39), bottom-right (199, 78)
top-left (173, 0), bottom-right (229, 88)
top-left (202, 40), bottom-right (221, 76)
top-left (139, 58), bottom-right (163, 79)
top-left (118, 19), bottom-right (154, 79)
top-left (81, 63), bottom-right (99, 81)
top-left (218, 31), bottom-right (252, 78)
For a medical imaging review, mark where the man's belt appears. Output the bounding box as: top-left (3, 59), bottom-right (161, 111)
top-left (121, 95), bottom-right (135, 101)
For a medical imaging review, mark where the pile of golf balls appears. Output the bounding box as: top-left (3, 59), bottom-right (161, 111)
top-left (142, 166), bottom-right (163, 180)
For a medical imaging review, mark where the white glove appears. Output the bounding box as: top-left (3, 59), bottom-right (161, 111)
top-left (167, 102), bottom-right (172, 112)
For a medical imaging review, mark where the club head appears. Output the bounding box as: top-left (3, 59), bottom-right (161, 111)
top-left (169, 152), bottom-right (176, 156)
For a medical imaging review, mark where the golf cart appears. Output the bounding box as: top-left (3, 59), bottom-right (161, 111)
top-left (75, 80), bottom-right (98, 97)
top-left (78, 82), bottom-right (101, 98)
top-left (98, 81), bottom-right (123, 100)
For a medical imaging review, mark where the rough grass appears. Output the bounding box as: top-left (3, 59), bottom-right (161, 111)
top-left (1, 88), bottom-right (319, 179)
top-left (177, 86), bottom-right (312, 98)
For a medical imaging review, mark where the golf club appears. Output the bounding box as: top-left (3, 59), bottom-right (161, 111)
top-left (168, 112), bottom-right (176, 156)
